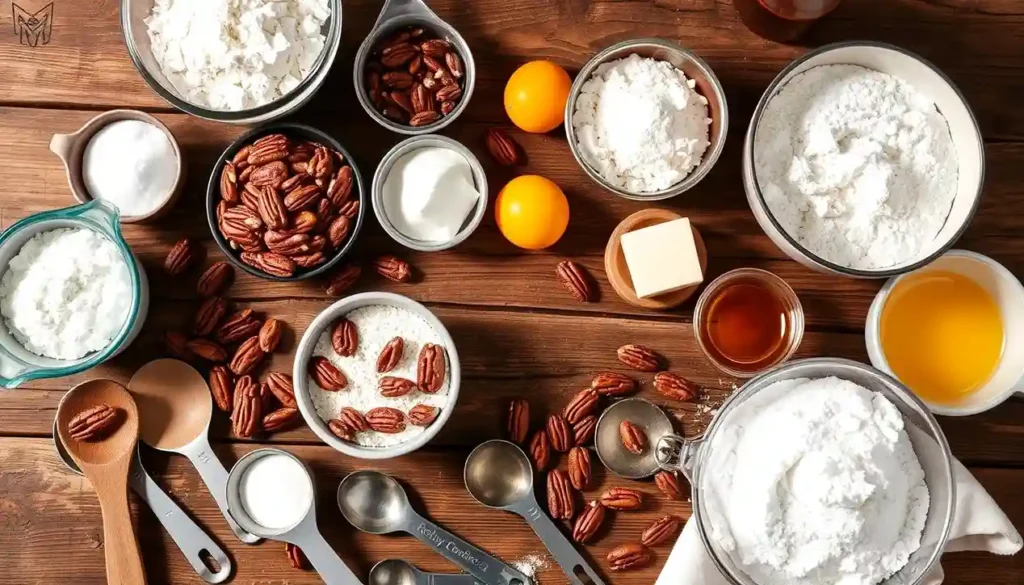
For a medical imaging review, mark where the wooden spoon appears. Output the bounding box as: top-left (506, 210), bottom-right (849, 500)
top-left (55, 379), bottom-right (147, 585)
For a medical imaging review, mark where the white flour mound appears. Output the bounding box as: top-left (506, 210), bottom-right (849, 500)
top-left (754, 64), bottom-right (958, 270)
top-left (705, 376), bottom-right (929, 585)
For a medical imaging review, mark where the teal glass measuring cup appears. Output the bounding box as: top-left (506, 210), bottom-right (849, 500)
top-left (0, 200), bottom-right (149, 388)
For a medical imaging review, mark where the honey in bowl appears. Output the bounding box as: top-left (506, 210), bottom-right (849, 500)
top-left (880, 270), bottom-right (1004, 404)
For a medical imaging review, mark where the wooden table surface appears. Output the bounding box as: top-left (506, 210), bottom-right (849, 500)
top-left (1, 0), bottom-right (1023, 584)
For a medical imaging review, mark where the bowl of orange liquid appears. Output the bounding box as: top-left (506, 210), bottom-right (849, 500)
top-left (866, 250), bottom-right (1024, 415)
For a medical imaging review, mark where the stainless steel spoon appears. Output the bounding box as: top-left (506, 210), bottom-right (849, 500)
top-left (53, 421), bottom-right (233, 583)
top-left (338, 471), bottom-right (529, 585)
top-left (369, 560), bottom-right (480, 585)
top-left (464, 441), bottom-right (605, 585)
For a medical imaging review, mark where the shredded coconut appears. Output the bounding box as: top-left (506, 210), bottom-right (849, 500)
top-left (754, 64), bottom-right (957, 270)
top-left (0, 229), bottom-right (132, 360)
top-left (572, 53), bottom-right (710, 193)
top-left (145, 0), bottom-right (331, 111)
top-left (513, 553), bottom-right (549, 584)
top-left (705, 376), bottom-right (929, 585)
top-left (308, 304), bottom-right (450, 448)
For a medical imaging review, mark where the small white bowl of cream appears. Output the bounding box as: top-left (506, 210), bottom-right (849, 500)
top-left (372, 135), bottom-right (487, 251)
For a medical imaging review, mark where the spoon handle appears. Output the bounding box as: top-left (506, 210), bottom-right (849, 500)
top-left (428, 573), bottom-right (484, 585)
top-left (292, 531), bottom-right (364, 585)
top-left (404, 512), bottom-right (531, 585)
top-left (517, 501), bottom-right (605, 585)
top-left (96, 480), bottom-right (148, 585)
top-left (182, 437), bottom-right (261, 544)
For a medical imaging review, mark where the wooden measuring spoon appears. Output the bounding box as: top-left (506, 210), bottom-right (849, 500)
top-left (129, 358), bottom-right (259, 543)
top-left (55, 379), bottom-right (147, 585)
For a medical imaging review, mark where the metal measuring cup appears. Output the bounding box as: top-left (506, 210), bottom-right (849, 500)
top-left (370, 559), bottom-right (479, 585)
top-left (353, 0), bottom-right (476, 135)
top-left (464, 441), bottom-right (605, 585)
top-left (225, 448), bottom-right (363, 585)
top-left (53, 421), bottom-right (233, 583)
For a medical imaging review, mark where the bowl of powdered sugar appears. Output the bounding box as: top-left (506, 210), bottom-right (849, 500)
top-left (744, 41), bottom-right (984, 277)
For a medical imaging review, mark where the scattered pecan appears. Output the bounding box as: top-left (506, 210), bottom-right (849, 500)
top-left (258, 318), bottom-right (283, 353)
top-left (164, 331), bottom-right (191, 360)
top-left (616, 344), bottom-right (664, 372)
top-left (216, 309), bottom-right (263, 344)
top-left (654, 470), bottom-right (685, 501)
top-left (546, 469), bottom-right (575, 521)
top-left (379, 376), bottom-right (418, 398)
top-left (484, 129), bottom-right (524, 166)
top-left (600, 487), bottom-right (644, 511)
top-left (546, 413), bottom-right (571, 453)
top-left (366, 407), bottom-right (407, 433)
top-left (641, 515), bottom-right (681, 547)
top-left (208, 365), bottom-right (234, 412)
top-left (338, 407), bottom-right (369, 433)
top-left (328, 419), bottom-right (355, 441)
top-left (653, 371), bottom-right (697, 402)
top-left (556, 260), bottom-right (596, 303)
top-left (528, 429), bottom-right (551, 471)
top-left (196, 262), bottom-right (234, 296)
top-left (326, 264), bottom-right (361, 296)
top-left (231, 376), bottom-right (262, 438)
top-left (164, 238), bottom-right (196, 275)
top-left (309, 356), bottom-right (347, 391)
top-left (572, 501), bottom-right (606, 544)
top-left (187, 338), bottom-right (227, 362)
top-left (572, 415), bottom-right (597, 446)
top-left (416, 343), bottom-right (446, 393)
top-left (331, 318), bottom-right (358, 357)
top-left (607, 543), bottom-right (652, 571)
top-left (286, 543), bottom-right (309, 570)
top-left (567, 446), bottom-right (592, 491)
top-left (373, 255), bottom-right (412, 282)
top-left (193, 296), bottom-right (228, 337)
top-left (264, 372), bottom-right (296, 408)
top-left (263, 407), bottom-right (301, 433)
top-left (506, 398), bottom-right (530, 444)
top-left (408, 404), bottom-right (440, 426)
top-left (563, 388), bottom-right (600, 424)
top-left (229, 336), bottom-right (265, 376)
top-left (591, 372), bottom-right (637, 397)
top-left (376, 337), bottom-right (404, 373)
top-left (619, 420), bottom-right (648, 455)
top-left (68, 404), bottom-right (122, 441)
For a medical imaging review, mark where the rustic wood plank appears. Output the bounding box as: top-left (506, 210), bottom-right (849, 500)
top-left (1, 437), bottom-right (1022, 585)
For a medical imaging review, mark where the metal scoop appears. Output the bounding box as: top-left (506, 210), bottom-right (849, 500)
top-left (369, 560), bottom-right (479, 585)
top-left (226, 448), bottom-right (363, 585)
top-left (338, 471), bottom-right (529, 585)
top-left (53, 420), bottom-right (232, 583)
top-left (464, 441), bottom-right (605, 585)
top-left (128, 358), bottom-right (259, 544)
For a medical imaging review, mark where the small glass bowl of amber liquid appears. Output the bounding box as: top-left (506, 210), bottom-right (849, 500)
top-left (694, 268), bottom-right (804, 378)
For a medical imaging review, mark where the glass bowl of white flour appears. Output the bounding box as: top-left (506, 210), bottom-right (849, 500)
top-left (655, 357), bottom-right (955, 585)
top-left (0, 200), bottom-right (149, 388)
top-left (743, 41), bottom-right (984, 278)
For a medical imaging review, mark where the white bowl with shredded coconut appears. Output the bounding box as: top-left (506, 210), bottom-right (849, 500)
top-left (292, 292), bottom-right (460, 459)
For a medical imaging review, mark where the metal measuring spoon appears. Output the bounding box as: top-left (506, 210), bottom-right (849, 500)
top-left (338, 471), bottom-right (529, 585)
top-left (370, 559), bottom-right (480, 585)
top-left (464, 441), bottom-right (605, 585)
top-left (225, 448), bottom-right (363, 585)
top-left (53, 421), bottom-right (232, 583)
top-left (128, 359), bottom-right (259, 544)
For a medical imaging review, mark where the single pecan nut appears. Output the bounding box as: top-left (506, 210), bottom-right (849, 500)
top-left (264, 372), bottom-right (296, 408)
top-left (258, 318), bottom-right (283, 353)
top-left (208, 365), bottom-right (234, 412)
top-left (616, 344), bottom-right (664, 372)
top-left (240, 251), bottom-right (296, 278)
top-left (326, 166), bottom-right (354, 206)
top-left (308, 147), bottom-right (333, 180)
top-left (546, 469), bottom-right (576, 521)
top-left (283, 184), bottom-right (321, 212)
top-left (216, 309), bottom-right (263, 344)
top-left (591, 372), bottom-right (637, 397)
top-left (556, 260), bottom-right (596, 303)
top-left (600, 487), bottom-right (644, 511)
top-left (264, 231), bottom-right (314, 256)
top-left (408, 404), bottom-right (440, 426)
top-left (506, 398), bottom-right (530, 444)
top-left (380, 43), bottom-right (419, 67)
top-left (383, 71), bottom-right (415, 89)
top-left (280, 173), bottom-right (311, 194)
top-left (331, 318), bottom-right (358, 357)
top-left (572, 501), bottom-right (606, 544)
top-left (238, 164), bottom-right (255, 184)
top-left (422, 54), bottom-right (443, 73)
top-left (193, 296), bottom-right (228, 337)
top-left (410, 111), bottom-right (440, 127)
top-left (232, 145), bottom-right (253, 167)
top-left (445, 52), bottom-right (464, 78)
top-left (641, 515), bottom-right (681, 547)
top-left (327, 215), bottom-right (350, 249)
top-left (420, 39), bottom-right (450, 58)
top-left (572, 415), bottom-right (597, 446)
top-left (379, 376), bottom-right (418, 398)
top-left (263, 407), bottom-right (301, 433)
top-left (654, 470), bottom-right (685, 501)
top-left (411, 83), bottom-right (432, 114)
top-left (220, 163), bottom-right (239, 203)
top-left (607, 543), bottom-right (652, 571)
top-left (229, 336), bottom-right (266, 376)
top-left (619, 420), bottom-right (648, 455)
top-left (223, 205), bottom-right (263, 230)
top-left (338, 407), bottom-right (369, 433)
top-left (290, 210), bottom-right (319, 234)
top-left (440, 100), bottom-right (456, 115)
top-left (546, 413), bottom-right (571, 453)
top-left (366, 407), bottom-right (407, 433)
top-left (338, 199), bottom-right (360, 219)
top-left (485, 129), bottom-right (523, 166)
top-left (373, 255), bottom-right (412, 282)
top-left (249, 161), bottom-right (289, 187)
top-left (197, 262), bottom-right (234, 297)
top-left (376, 336), bottom-right (404, 373)
top-left (187, 338), bottom-right (227, 362)
top-left (294, 251), bottom-right (326, 269)
top-left (435, 84), bottom-right (462, 103)
top-left (328, 419), bottom-right (355, 441)
top-left (563, 388), bottom-right (600, 425)
top-left (654, 371), bottom-right (698, 402)
top-left (248, 140), bottom-right (289, 166)
top-left (309, 356), bottom-right (347, 391)
top-left (567, 446), bottom-right (592, 491)
top-left (326, 264), bottom-right (361, 296)
top-left (68, 404), bottom-right (122, 441)
top-left (164, 238), bottom-right (196, 275)
top-left (164, 330), bottom-right (191, 360)
top-left (385, 89), bottom-right (414, 114)
top-left (529, 429), bottom-right (551, 471)
top-left (231, 376), bottom-right (262, 438)
top-left (286, 543), bottom-right (308, 570)
top-left (256, 185), bottom-right (289, 230)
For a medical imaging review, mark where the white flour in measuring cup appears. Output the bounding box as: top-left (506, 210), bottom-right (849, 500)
top-left (704, 376), bottom-right (929, 585)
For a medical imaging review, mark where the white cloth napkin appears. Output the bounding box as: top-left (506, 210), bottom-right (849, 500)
top-left (656, 449), bottom-right (1022, 585)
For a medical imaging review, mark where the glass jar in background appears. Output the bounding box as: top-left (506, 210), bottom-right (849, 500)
top-left (733, 0), bottom-right (843, 42)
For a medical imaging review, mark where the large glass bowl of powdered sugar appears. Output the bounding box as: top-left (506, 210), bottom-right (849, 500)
top-left (655, 357), bottom-right (955, 585)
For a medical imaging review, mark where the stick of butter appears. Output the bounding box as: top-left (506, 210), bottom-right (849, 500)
top-left (621, 217), bottom-right (703, 298)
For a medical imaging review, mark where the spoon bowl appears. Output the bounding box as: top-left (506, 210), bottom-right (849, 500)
top-left (464, 440), bottom-right (534, 508)
top-left (370, 559), bottom-right (424, 585)
top-left (336, 471), bottom-right (411, 534)
top-left (56, 379), bottom-right (139, 466)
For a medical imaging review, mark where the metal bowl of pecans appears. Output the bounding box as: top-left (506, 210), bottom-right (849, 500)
top-left (205, 123), bottom-right (365, 281)
top-left (353, 0), bottom-right (475, 135)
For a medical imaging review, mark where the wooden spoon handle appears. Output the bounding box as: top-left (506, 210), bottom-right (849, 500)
top-left (96, 483), bottom-right (147, 585)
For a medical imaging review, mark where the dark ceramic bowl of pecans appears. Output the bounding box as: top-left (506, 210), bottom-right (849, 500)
top-left (206, 123), bottom-right (366, 281)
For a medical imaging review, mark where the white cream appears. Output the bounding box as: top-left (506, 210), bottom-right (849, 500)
top-left (239, 454), bottom-right (313, 530)
top-left (83, 120), bottom-right (177, 217)
top-left (382, 146), bottom-right (480, 243)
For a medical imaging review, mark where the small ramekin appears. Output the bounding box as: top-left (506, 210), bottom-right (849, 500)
top-left (866, 249), bottom-right (1024, 416)
top-left (564, 38), bottom-right (728, 201)
top-left (372, 135), bottom-right (488, 251)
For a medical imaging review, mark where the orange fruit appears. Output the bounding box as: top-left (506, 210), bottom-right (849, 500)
top-left (504, 61), bottom-right (573, 134)
top-left (495, 175), bottom-right (570, 250)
